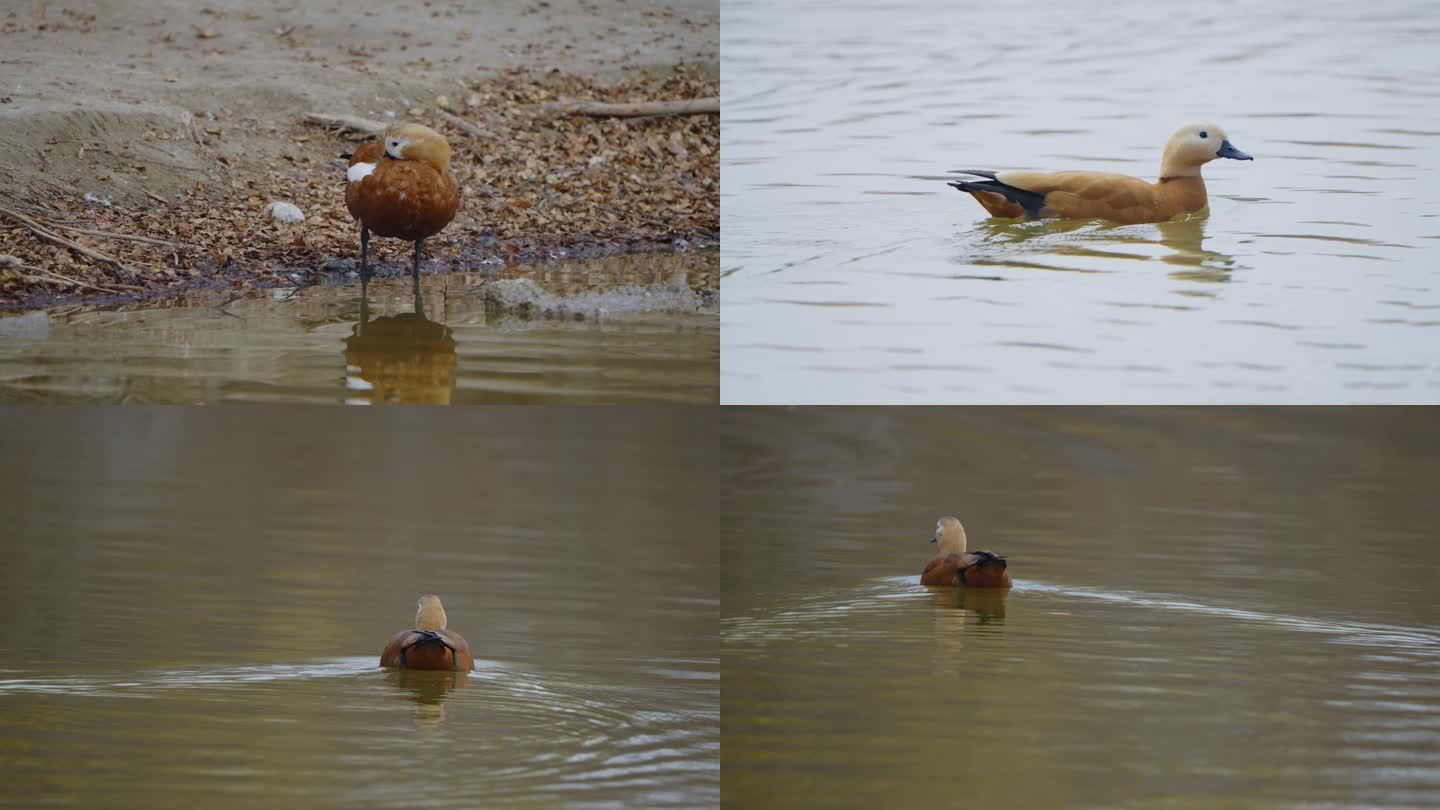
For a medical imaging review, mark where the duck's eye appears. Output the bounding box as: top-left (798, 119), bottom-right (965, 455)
top-left (1199, 131), bottom-right (1209, 139)
top-left (390, 141), bottom-right (399, 148)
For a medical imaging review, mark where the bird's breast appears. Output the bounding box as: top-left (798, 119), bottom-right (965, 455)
top-left (345, 161), bottom-right (460, 241)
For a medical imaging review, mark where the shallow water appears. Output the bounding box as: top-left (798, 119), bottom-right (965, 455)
top-left (720, 0), bottom-right (1440, 403)
top-left (0, 409), bottom-right (718, 809)
top-left (0, 252), bottom-right (717, 404)
top-left (722, 408), bottom-right (1440, 809)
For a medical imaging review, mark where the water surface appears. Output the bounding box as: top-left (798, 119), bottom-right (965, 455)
top-left (721, 0), bottom-right (1440, 403)
top-left (0, 252), bottom-right (717, 404)
top-left (722, 408), bottom-right (1440, 808)
top-left (0, 408), bottom-right (719, 809)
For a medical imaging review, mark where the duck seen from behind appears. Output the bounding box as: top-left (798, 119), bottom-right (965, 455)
top-left (380, 594), bottom-right (475, 671)
top-left (947, 122), bottom-right (1253, 224)
top-left (920, 516), bottom-right (1012, 588)
top-left (345, 123), bottom-right (461, 286)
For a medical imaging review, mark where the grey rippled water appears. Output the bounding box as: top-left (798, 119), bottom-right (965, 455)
top-left (722, 408), bottom-right (1440, 809)
top-left (0, 409), bottom-right (718, 809)
top-left (721, 0), bottom-right (1440, 403)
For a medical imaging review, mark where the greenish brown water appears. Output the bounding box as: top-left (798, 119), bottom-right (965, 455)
top-left (0, 252), bottom-right (717, 404)
top-left (723, 408), bottom-right (1440, 809)
top-left (0, 408), bottom-right (718, 809)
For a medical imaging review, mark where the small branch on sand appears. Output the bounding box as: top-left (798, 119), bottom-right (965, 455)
top-left (536, 97), bottom-right (719, 118)
top-left (435, 109), bottom-right (496, 140)
top-left (302, 112), bottom-right (388, 138)
top-left (2, 256), bottom-right (126, 294)
top-left (143, 189), bottom-right (171, 205)
top-left (50, 223), bottom-right (186, 249)
top-left (0, 205), bottom-right (139, 281)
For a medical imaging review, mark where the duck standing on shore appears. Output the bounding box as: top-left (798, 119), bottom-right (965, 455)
top-left (920, 516), bottom-right (1013, 588)
top-left (344, 124), bottom-right (461, 286)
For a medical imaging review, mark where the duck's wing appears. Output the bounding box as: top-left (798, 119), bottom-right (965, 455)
top-left (379, 629), bottom-right (416, 667)
top-left (946, 170), bottom-right (1047, 219)
top-left (960, 550), bottom-right (1007, 566)
top-left (921, 554), bottom-right (958, 586)
top-left (347, 141), bottom-right (386, 167)
top-left (434, 629), bottom-right (475, 670)
top-left (380, 628), bottom-right (474, 670)
top-left (996, 170), bottom-right (1165, 222)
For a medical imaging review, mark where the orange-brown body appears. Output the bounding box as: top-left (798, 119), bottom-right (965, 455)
top-left (344, 311), bottom-right (457, 404)
top-left (379, 595), bottom-right (475, 671)
top-left (921, 552), bottom-right (1013, 588)
top-left (921, 515), bottom-right (1013, 588)
top-left (966, 175), bottom-right (1208, 224)
top-left (949, 121), bottom-right (1251, 224)
top-left (345, 142), bottom-right (460, 242)
top-left (380, 629), bottom-right (475, 671)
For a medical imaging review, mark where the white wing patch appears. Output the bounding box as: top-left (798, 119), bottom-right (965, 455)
top-left (347, 162), bottom-right (377, 183)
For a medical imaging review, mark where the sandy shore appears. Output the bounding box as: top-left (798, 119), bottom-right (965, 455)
top-left (0, 0), bottom-right (717, 309)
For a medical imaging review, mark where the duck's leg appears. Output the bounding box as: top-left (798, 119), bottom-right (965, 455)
top-left (411, 238), bottom-right (426, 315)
top-left (359, 222), bottom-right (371, 286)
top-left (411, 238), bottom-right (424, 284)
top-left (358, 270), bottom-right (371, 329)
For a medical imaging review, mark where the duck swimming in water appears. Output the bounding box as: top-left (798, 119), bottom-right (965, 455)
top-left (947, 122), bottom-right (1253, 224)
top-left (380, 594), bottom-right (475, 671)
top-left (920, 516), bottom-right (1012, 588)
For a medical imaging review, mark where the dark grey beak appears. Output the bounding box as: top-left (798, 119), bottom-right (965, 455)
top-left (929, 536), bottom-right (937, 543)
top-left (1217, 139), bottom-right (1253, 161)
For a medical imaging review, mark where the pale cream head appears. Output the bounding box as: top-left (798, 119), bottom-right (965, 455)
top-left (1160, 121), bottom-right (1252, 178)
top-left (384, 124), bottom-right (452, 175)
top-left (932, 516), bottom-right (968, 555)
top-left (414, 594), bottom-right (448, 631)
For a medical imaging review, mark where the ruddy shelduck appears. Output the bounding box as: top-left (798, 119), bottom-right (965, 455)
top-left (947, 122), bottom-right (1253, 224)
top-left (344, 124), bottom-right (461, 284)
top-left (379, 594), bottom-right (476, 671)
top-left (920, 516), bottom-right (1012, 588)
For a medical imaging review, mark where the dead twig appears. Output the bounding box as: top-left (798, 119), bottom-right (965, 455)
top-left (0, 204), bottom-right (139, 280)
top-left (434, 109), bottom-right (496, 140)
top-left (49, 223), bottom-right (186, 249)
top-left (302, 112), bottom-right (387, 138)
top-left (3, 256), bottom-right (126, 294)
top-left (536, 97), bottom-right (719, 118)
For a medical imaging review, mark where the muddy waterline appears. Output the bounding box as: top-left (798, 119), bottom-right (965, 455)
top-left (0, 251), bottom-right (718, 404)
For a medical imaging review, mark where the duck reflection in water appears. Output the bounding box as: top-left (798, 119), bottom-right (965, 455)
top-left (928, 586), bottom-right (1008, 622)
top-left (968, 212), bottom-right (1235, 283)
top-left (384, 669), bottom-right (468, 731)
top-left (344, 274), bottom-right (457, 404)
